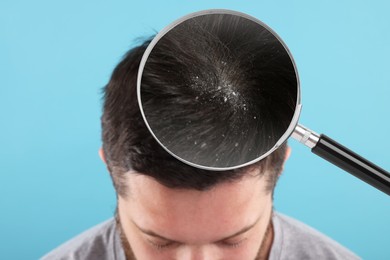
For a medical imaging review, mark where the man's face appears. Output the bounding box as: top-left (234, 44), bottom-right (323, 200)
top-left (117, 170), bottom-right (274, 260)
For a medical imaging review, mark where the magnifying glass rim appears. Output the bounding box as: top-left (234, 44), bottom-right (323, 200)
top-left (137, 8), bottom-right (302, 171)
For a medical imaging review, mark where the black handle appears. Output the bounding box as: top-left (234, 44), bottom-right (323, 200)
top-left (312, 134), bottom-right (390, 196)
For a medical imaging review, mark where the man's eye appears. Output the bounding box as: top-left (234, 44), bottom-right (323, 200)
top-left (147, 239), bottom-right (175, 250)
top-left (219, 238), bottom-right (247, 248)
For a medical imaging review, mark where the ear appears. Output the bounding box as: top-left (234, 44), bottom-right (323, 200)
top-left (285, 146), bottom-right (291, 161)
top-left (99, 147), bottom-right (106, 164)
top-left (278, 146), bottom-right (291, 177)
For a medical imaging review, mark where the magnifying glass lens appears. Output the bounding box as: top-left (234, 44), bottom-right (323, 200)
top-left (139, 12), bottom-right (299, 169)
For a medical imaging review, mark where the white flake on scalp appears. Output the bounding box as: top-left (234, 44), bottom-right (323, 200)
top-left (188, 61), bottom-right (248, 112)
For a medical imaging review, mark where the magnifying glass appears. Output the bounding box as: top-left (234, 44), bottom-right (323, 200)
top-left (137, 9), bottom-right (390, 196)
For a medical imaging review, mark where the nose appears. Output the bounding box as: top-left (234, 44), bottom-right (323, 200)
top-left (177, 245), bottom-right (219, 260)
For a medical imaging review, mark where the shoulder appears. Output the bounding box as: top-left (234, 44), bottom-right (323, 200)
top-left (271, 212), bottom-right (360, 260)
top-left (41, 218), bottom-right (125, 260)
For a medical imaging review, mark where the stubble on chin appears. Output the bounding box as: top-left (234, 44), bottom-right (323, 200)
top-left (115, 211), bottom-right (137, 260)
top-left (254, 214), bottom-right (274, 260)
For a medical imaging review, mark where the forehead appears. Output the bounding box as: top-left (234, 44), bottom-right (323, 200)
top-left (119, 172), bottom-right (271, 243)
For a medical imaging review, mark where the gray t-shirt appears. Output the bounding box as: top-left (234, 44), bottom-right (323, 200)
top-left (41, 212), bottom-right (360, 260)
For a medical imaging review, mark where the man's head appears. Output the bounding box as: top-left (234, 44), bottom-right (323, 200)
top-left (100, 13), bottom-right (293, 259)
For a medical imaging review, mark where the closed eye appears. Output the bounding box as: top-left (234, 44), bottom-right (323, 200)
top-left (147, 239), bottom-right (177, 250)
top-left (219, 237), bottom-right (247, 248)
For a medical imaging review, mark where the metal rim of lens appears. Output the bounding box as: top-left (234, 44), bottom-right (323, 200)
top-left (137, 9), bottom-right (302, 171)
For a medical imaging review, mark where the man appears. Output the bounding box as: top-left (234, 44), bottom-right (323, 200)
top-left (42, 13), bottom-right (359, 260)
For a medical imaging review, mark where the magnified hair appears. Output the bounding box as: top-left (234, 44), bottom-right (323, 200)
top-left (140, 13), bottom-right (297, 168)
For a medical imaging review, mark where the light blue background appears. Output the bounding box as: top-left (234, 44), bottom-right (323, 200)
top-left (1, 1), bottom-right (389, 259)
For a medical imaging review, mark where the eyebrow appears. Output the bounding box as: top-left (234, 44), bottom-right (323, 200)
top-left (131, 214), bottom-right (262, 243)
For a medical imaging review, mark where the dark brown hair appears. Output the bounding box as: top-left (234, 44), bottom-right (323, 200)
top-left (101, 14), bottom-right (295, 196)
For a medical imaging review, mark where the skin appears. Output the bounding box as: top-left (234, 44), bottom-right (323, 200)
top-left (99, 148), bottom-right (290, 260)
